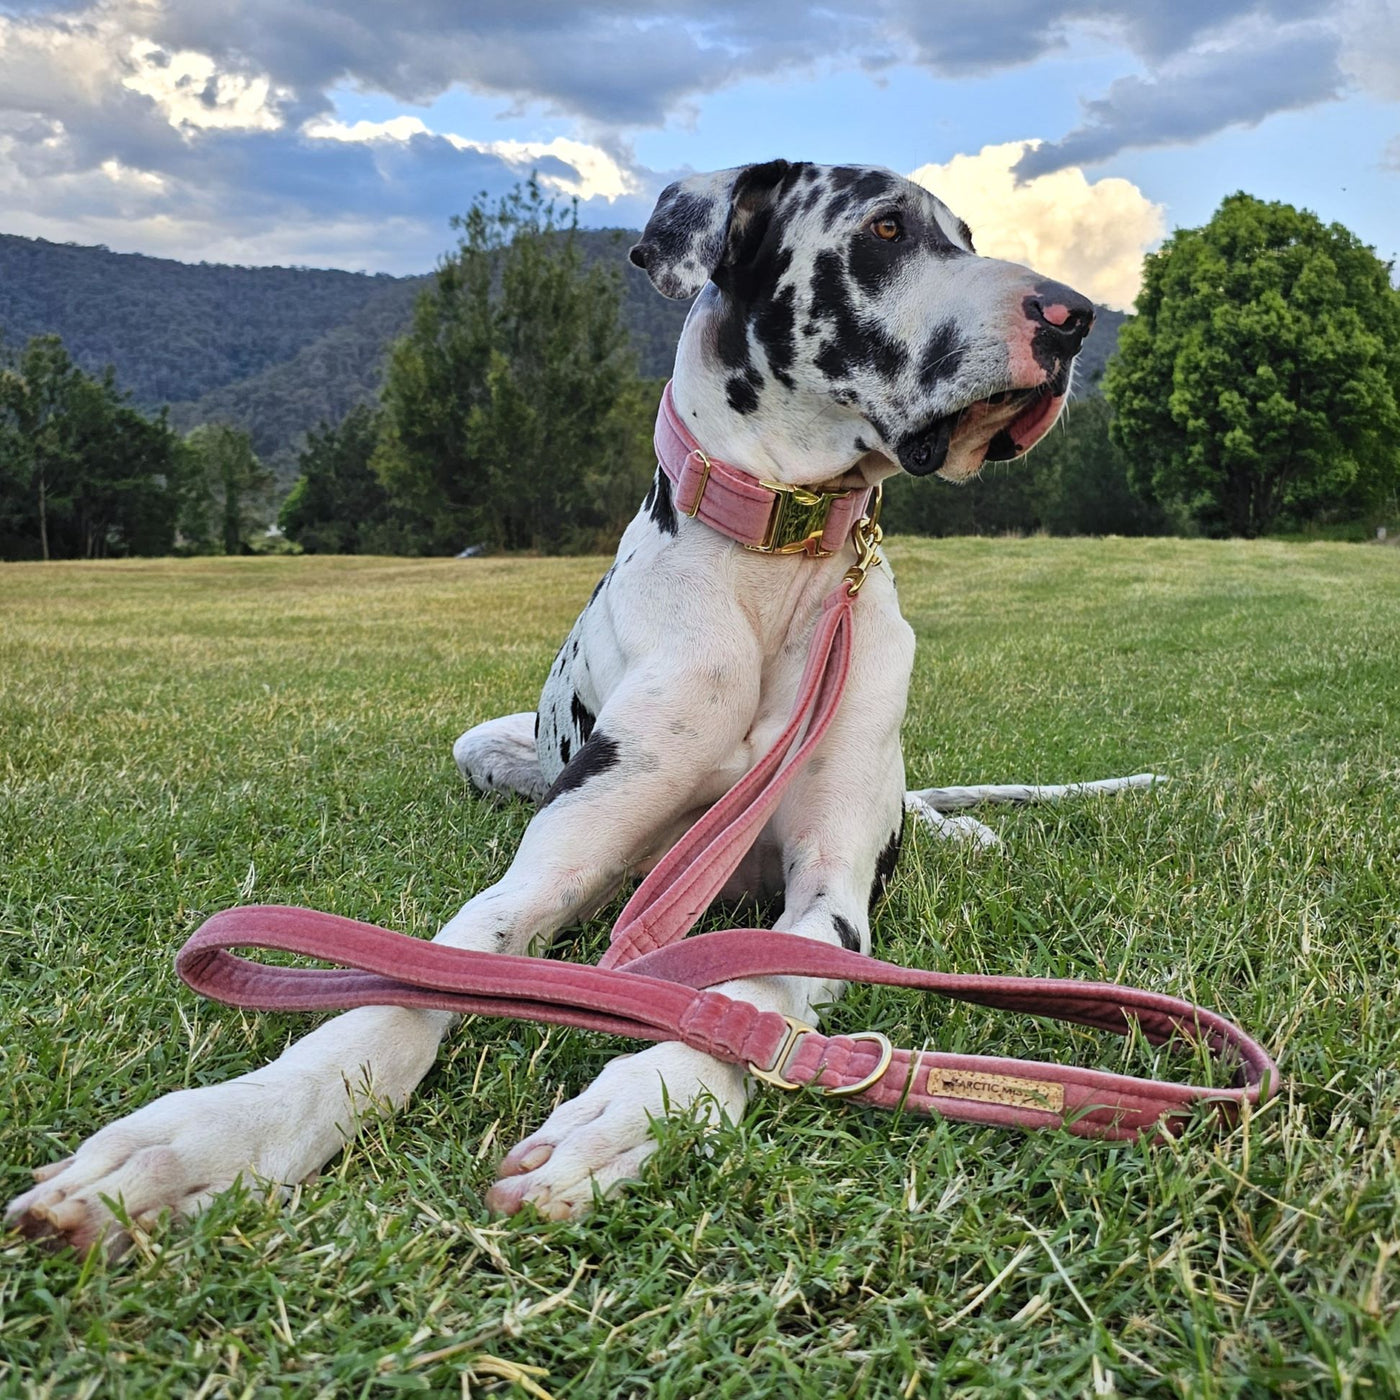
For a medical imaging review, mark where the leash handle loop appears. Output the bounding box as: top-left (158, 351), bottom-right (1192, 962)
top-left (176, 907), bottom-right (1277, 1139)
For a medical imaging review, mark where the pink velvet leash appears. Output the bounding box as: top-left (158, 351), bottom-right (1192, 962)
top-left (176, 569), bottom-right (1278, 1140)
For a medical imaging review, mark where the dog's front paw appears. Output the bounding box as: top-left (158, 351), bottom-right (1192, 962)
top-left (485, 1044), bottom-right (749, 1221)
top-left (6, 1078), bottom-right (325, 1255)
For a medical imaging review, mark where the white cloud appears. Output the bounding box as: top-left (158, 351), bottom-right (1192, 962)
top-left (304, 115), bottom-right (640, 202)
top-left (910, 140), bottom-right (1166, 311)
top-left (1340, 0), bottom-right (1400, 101)
top-left (121, 39), bottom-right (285, 133)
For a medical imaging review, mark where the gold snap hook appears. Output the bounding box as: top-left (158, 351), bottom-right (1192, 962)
top-left (844, 483), bottom-right (886, 595)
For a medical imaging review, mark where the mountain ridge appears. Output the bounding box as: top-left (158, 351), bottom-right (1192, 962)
top-left (0, 229), bottom-right (1123, 484)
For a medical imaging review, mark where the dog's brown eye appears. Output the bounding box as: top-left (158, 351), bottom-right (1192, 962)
top-left (872, 216), bottom-right (902, 242)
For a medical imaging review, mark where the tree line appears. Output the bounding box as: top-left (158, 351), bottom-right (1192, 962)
top-left (0, 336), bottom-right (275, 560)
top-left (2, 185), bottom-right (1397, 562)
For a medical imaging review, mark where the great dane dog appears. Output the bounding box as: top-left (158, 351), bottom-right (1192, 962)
top-left (9, 160), bottom-right (1154, 1248)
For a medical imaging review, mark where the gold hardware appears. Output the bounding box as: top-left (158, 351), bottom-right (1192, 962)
top-left (843, 483), bottom-right (885, 595)
top-left (747, 1015), bottom-right (817, 1090)
top-left (683, 450), bottom-right (713, 518)
top-left (745, 481), bottom-right (852, 556)
top-left (748, 1020), bottom-right (895, 1097)
top-left (822, 1031), bottom-right (895, 1097)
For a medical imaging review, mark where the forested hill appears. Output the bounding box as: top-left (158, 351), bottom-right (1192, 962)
top-left (0, 230), bottom-right (1122, 482)
top-left (0, 233), bottom-right (408, 406)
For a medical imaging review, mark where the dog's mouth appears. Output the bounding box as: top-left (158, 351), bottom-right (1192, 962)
top-left (897, 368), bottom-right (1070, 481)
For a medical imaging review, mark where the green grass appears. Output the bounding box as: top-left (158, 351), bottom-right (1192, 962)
top-left (2, 539), bottom-right (1399, 1398)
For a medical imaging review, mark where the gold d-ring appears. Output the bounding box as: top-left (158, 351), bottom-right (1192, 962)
top-left (747, 1015), bottom-right (816, 1090)
top-left (822, 1031), bottom-right (895, 1097)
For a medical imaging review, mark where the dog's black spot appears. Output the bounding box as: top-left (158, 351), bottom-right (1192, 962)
top-left (648, 468), bottom-right (678, 535)
top-left (570, 692), bottom-right (596, 744)
top-left (559, 736), bottom-right (571, 765)
top-left (868, 327), bottom-right (907, 379)
top-left (714, 292), bottom-right (752, 373)
top-left (919, 322), bottom-right (967, 392)
top-left (957, 218), bottom-right (975, 251)
top-left (809, 249), bottom-right (907, 384)
top-left (726, 374), bottom-right (761, 414)
top-left (827, 166), bottom-right (896, 201)
top-left (848, 227), bottom-right (908, 296)
top-left (541, 731), bottom-right (621, 806)
top-left (820, 168), bottom-right (898, 232)
top-left (589, 565), bottom-right (614, 606)
top-left (753, 281), bottom-right (796, 388)
top-left (833, 914), bottom-right (861, 952)
top-left (869, 823), bottom-right (904, 908)
top-left (854, 435), bottom-right (871, 453)
top-left (700, 165), bottom-right (807, 409)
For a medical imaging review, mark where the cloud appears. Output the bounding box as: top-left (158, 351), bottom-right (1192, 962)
top-left (121, 39), bottom-right (286, 132)
top-left (0, 2), bottom-right (656, 269)
top-left (0, 0), bottom-right (1374, 272)
top-left (141, 0), bottom-right (842, 128)
top-left (305, 117), bottom-right (642, 202)
top-left (22, 1), bottom-right (1355, 134)
top-left (1016, 16), bottom-right (1345, 177)
top-left (1340, 0), bottom-right (1400, 102)
top-left (887, 0), bottom-right (1336, 75)
top-left (910, 141), bottom-right (1165, 311)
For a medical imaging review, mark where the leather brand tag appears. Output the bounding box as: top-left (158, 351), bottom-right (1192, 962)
top-left (927, 1067), bottom-right (1065, 1113)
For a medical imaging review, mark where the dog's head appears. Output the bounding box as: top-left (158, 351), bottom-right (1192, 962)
top-left (631, 160), bottom-right (1093, 482)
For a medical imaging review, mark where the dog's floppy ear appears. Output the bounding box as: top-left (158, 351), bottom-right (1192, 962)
top-left (629, 160), bottom-right (792, 299)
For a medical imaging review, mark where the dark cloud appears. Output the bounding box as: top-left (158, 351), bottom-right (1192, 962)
top-left (887, 0), bottom-right (1335, 76)
top-left (130, 0), bottom-right (1347, 129)
top-left (141, 0), bottom-right (843, 127)
top-left (1015, 22), bottom-right (1346, 178)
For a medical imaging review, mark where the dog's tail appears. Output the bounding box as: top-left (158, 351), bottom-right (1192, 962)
top-left (905, 772), bottom-right (1166, 811)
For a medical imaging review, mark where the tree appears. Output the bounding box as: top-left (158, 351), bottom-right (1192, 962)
top-left (0, 334), bottom-right (183, 559)
top-left (0, 335), bottom-right (84, 560)
top-left (279, 404), bottom-right (397, 552)
top-left (1033, 397), bottom-right (1166, 536)
top-left (1105, 193), bottom-right (1400, 537)
top-left (374, 179), bottom-right (654, 554)
top-left (182, 423), bottom-right (273, 553)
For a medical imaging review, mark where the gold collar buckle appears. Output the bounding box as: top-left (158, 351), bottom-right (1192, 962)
top-left (746, 482), bottom-right (850, 556)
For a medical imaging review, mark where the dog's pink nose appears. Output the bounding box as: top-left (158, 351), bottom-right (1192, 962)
top-left (1024, 280), bottom-right (1094, 353)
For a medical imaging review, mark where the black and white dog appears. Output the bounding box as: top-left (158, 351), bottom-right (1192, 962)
top-left (10, 161), bottom-right (1153, 1246)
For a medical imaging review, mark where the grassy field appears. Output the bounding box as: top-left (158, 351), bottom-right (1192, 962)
top-left (2, 539), bottom-right (1399, 1398)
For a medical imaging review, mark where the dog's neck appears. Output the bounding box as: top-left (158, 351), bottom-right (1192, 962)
top-left (671, 290), bottom-right (898, 493)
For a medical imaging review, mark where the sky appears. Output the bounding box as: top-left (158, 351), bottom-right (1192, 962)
top-left (0, 1), bottom-right (1396, 310)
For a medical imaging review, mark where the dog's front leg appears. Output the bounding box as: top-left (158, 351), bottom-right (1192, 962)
top-left (8, 671), bottom-right (756, 1253)
top-left (489, 582), bottom-right (915, 1221)
top-left (486, 750), bottom-right (910, 1222)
